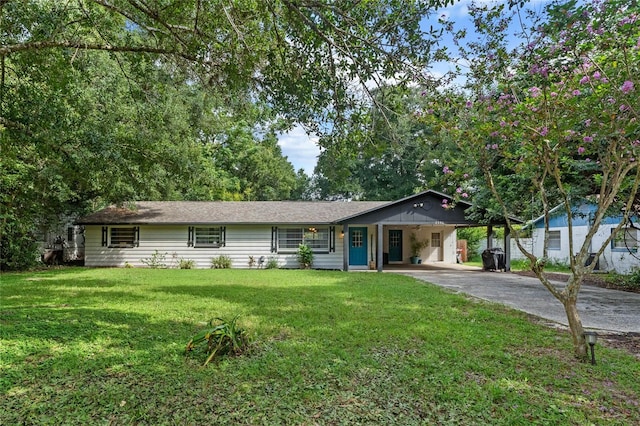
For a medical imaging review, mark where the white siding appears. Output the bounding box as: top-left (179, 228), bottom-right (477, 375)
top-left (84, 224), bottom-right (344, 269)
top-left (532, 224), bottom-right (640, 274)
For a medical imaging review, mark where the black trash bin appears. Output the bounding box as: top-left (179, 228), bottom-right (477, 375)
top-left (482, 248), bottom-right (505, 271)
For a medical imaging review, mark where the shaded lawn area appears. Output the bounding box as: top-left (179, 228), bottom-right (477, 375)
top-left (1, 268), bottom-right (638, 425)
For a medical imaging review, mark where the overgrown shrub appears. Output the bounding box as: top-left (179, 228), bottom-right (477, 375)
top-left (179, 258), bottom-right (196, 269)
top-left (297, 244), bottom-right (313, 269)
top-left (617, 269), bottom-right (640, 291)
top-left (0, 221), bottom-right (40, 271)
top-left (141, 250), bottom-right (167, 268)
top-left (211, 255), bottom-right (232, 269)
top-left (185, 316), bottom-right (249, 366)
top-left (265, 257), bottom-right (279, 269)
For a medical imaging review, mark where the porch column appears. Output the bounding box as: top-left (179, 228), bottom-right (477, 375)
top-left (377, 223), bottom-right (383, 272)
top-left (504, 226), bottom-right (511, 272)
top-left (342, 224), bottom-right (349, 271)
top-left (487, 225), bottom-right (493, 249)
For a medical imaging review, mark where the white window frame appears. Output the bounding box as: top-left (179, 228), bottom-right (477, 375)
top-left (278, 227), bottom-right (330, 253)
top-left (612, 227), bottom-right (638, 251)
top-left (548, 230), bottom-right (561, 250)
top-left (431, 232), bottom-right (440, 248)
top-left (109, 227), bottom-right (138, 248)
top-left (194, 227), bottom-right (224, 248)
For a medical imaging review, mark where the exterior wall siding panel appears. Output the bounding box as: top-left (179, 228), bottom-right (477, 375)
top-left (84, 225), bottom-right (344, 269)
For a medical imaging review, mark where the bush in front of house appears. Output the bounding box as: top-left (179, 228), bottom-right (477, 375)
top-left (179, 258), bottom-right (196, 269)
top-left (211, 255), bottom-right (232, 269)
top-left (265, 257), bottom-right (279, 269)
top-left (297, 244), bottom-right (313, 269)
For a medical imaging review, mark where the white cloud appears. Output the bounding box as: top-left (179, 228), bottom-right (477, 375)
top-left (277, 125), bottom-right (321, 175)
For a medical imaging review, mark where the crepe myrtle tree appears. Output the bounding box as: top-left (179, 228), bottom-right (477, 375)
top-left (420, 0), bottom-right (640, 359)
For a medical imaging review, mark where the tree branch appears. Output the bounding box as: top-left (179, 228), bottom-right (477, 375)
top-left (0, 40), bottom-right (199, 61)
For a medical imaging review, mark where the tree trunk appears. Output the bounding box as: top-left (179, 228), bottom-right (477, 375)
top-left (563, 298), bottom-right (588, 360)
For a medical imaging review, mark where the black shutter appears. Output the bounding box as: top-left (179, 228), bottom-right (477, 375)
top-left (329, 226), bottom-right (335, 253)
top-left (271, 227), bottom-right (278, 253)
top-left (101, 226), bottom-right (108, 247)
top-left (221, 226), bottom-right (226, 247)
top-left (188, 226), bottom-right (194, 247)
top-left (134, 227), bottom-right (140, 247)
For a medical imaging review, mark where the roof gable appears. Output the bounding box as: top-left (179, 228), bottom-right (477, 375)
top-left (337, 190), bottom-right (477, 225)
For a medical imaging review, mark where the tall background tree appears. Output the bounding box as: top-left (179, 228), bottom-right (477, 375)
top-left (1, 0), bottom-right (450, 269)
top-left (420, 0), bottom-right (640, 359)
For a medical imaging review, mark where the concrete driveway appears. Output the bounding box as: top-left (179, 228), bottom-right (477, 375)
top-left (393, 264), bottom-right (640, 333)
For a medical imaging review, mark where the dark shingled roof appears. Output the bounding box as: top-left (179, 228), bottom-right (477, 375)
top-left (76, 201), bottom-right (390, 225)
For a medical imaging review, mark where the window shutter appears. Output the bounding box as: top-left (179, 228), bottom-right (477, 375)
top-left (329, 226), bottom-right (336, 252)
top-left (271, 227), bottom-right (278, 253)
top-left (221, 226), bottom-right (226, 247)
top-left (134, 227), bottom-right (140, 247)
top-left (188, 226), bottom-right (194, 247)
top-left (101, 226), bottom-right (108, 247)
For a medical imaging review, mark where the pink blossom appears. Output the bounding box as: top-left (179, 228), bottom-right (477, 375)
top-left (540, 127), bottom-right (549, 136)
top-left (456, 187), bottom-right (462, 193)
top-left (585, 119), bottom-right (591, 127)
top-left (462, 193), bottom-right (468, 198)
top-left (529, 87), bottom-right (542, 98)
top-left (584, 136), bottom-right (593, 143)
top-left (620, 104), bottom-right (629, 112)
top-left (578, 146), bottom-right (585, 154)
top-left (572, 89), bottom-right (581, 96)
top-left (465, 100), bottom-right (473, 108)
top-left (550, 92), bottom-right (558, 97)
top-left (463, 173), bottom-right (469, 178)
top-left (592, 71), bottom-right (601, 80)
top-left (580, 76), bottom-right (589, 84)
top-left (621, 80), bottom-right (635, 94)
top-left (442, 199), bottom-right (448, 204)
top-left (500, 121), bottom-right (506, 127)
top-left (491, 143), bottom-right (499, 150)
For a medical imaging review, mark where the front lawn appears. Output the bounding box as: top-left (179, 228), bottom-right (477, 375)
top-left (1, 268), bottom-right (638, 424)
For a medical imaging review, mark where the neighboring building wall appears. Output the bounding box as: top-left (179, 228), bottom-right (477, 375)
top-left (531, 224), bottom-right (640, 274)
top-left (38, 223), bottom-right (85, 262)
top-left (84, 224), bottom-right (345, 269)
top-left (478, 238), bottom-right (532, 260)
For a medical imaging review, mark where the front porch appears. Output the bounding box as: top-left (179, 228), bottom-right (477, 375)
top-left (336, 191), bottom-right (517, 273)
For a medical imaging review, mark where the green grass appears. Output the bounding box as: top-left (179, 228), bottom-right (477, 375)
top-left (1, 268), bottom-right (638, 425)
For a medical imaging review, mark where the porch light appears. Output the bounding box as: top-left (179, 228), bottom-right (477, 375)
top-left (583, 331), bottom-right (598, 365)
top-left (413, 202), bottom-right (423, 208)
top-left (339, 231), bottom-right (344, 239)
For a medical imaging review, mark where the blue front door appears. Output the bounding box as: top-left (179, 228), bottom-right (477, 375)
top-left (388, 230), bottom-right (403, 262)
top-left (349, 227), bottom-right (368, 266)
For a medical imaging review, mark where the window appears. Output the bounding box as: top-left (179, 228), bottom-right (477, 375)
top-left (431, 232), bottom-right (440, 248)
top-left (109, 227), bottom-right (138, 248)
top-left (351, 229), bottom-right (363, 248)
top-left (278, 228), bottom-right (303, 250)
top-left (278, 227), bottom-right (330, 252)
top-left (305, 227), bottom-right (329, 250)
top-left (195, 227), bottom-right (225, 248)
top-left (612, 227), bottom-right (638, 250)
top-left (548, 230), bottom-right (561, 250)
